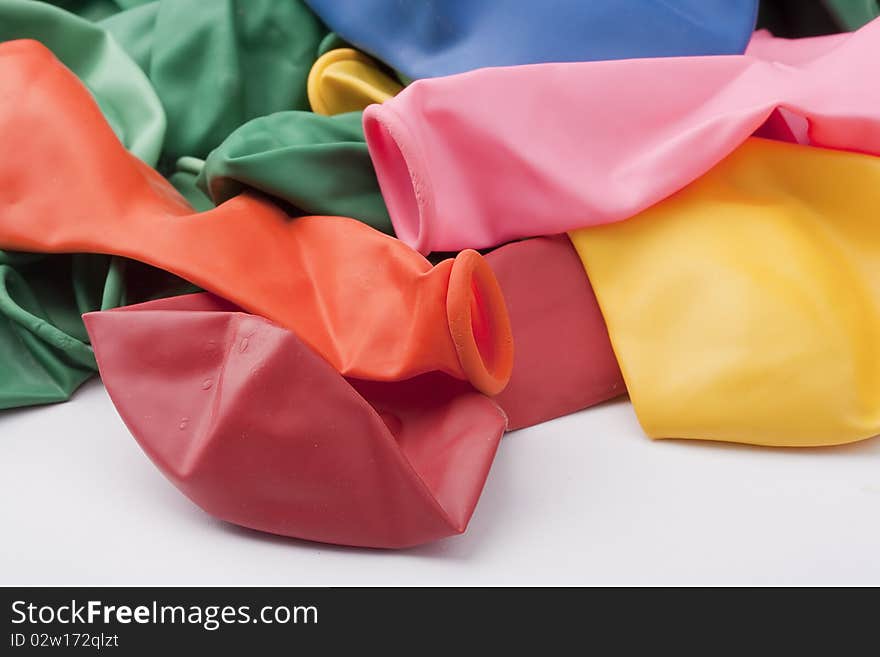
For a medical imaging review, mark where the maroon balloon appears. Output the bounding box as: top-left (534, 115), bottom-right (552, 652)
top-left (84, 294), bottom-right (506, 549)
top-left (487, 235), bottom-right (625, 430)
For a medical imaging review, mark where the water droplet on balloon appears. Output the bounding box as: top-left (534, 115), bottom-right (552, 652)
top-left (201, 378), bottom-right (213, 390)
top-left (239, 337), bottom-right (249, 353)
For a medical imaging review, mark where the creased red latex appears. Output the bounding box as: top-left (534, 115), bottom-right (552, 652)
top-left (487, 236), bottom-right (625, 430)
top-left (84, 294), bottom-right (507, 549)
top-left (0, 40), bottom-right (512, 394)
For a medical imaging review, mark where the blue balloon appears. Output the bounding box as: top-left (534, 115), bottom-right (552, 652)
top-left (304, 0), bottom-right (759, 79)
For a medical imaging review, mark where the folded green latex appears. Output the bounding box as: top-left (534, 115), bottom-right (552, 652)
top-left (0, 251), bottom-right (195, 410)
top-left (0, 254), bottom-right (118, 409)
top-left (199, 111), bottom-right (391, 232)
top-left (100, 0), bottom-right (328, 162)
top-left (0, 0), bottom-right (165, 165)
top-left (169, 157), bottom-right (214, 212)
top-left (43, 1), bottom-right (153, 22)
top-left (824, 0), bottom-right (879, 30)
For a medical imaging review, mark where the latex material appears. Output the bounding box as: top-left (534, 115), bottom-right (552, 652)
top-left (0, 252), bottom-right (195, 410)
top-left (308, 48), bottom-right (403, 116)
top-left (757, 0), bottom-right (841, 38)
top-left (85, 293), bottom-right (506, 549)
top-left (199, 111), bottom-right (391, 233)
top-left (746, 29), bottom-right (848, 65)
top-left (168, 157), bottom-right (214, 213)
top-left (486, 236), bottom-right (624, 431)
top-left (46, 1), bottom-right (152, 22)
top-left (570, 138), bottom-right (880, 448)
top-left (317, 32), bottom-right (352, 56)
top-left (0, 1), bottom-right (165, 408)
top-left (100, 0), bottom-right (327, 161)
top-left (825, 0), bottom-right (879, 30)
top-left (0, 40), bottom-right (513, 394)
top-left (745, 30), bottom-right (853, 145)
top-left (0, 0), bottom-right (165, 165)
top-left (303, 0), bottom-right (757, 79)
top-left (364, 19), bottom-right (880, 254)
top-left (0, 254), bottom-right (117, 409)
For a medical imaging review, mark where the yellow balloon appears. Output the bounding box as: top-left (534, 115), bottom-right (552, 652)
top-left (570, 137), bottom-right (880, 447)
top-left (307, 48), bottom-right (403, 116)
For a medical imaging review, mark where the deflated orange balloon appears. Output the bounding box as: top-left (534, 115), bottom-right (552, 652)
top-left (0, 40), bottom-right (513, 393)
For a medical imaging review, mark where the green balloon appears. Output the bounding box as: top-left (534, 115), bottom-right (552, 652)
top-left (0, 0), bottom-right (166, 165)
top-left (199, 111), bottom-right (392, 233)
top-left (0, 254), bottom-right (120, 409)
top-left (317, 32), bottom-right (352, 56)
top-left (41, 0), bottom-right (153, 22)
top-left (0, 251), bottom-right (199, 409)
top-left (101, 0), bottom-right (327, 162)
top-left (823, 0), bottom-right (879, 30)
top-left (168, 157), bottom-right (215, 212)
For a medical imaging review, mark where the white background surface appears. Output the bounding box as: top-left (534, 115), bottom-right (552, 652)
top-left (2, 378), bottom-right (879, 586)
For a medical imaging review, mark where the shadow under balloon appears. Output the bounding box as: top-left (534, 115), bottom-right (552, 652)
top-left (205, 435), bottom-right (523, 562)
top-left (547, 393), bottom-right (880, 456)
top-left (199, 392), bottom-right (880, 557)
top-left (8, 379), bottom-right (875, 559)
top-left (649, 428), bottom-right (880, 457)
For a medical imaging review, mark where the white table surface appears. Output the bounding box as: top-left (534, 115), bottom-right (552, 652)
top-left (2, 378), bottom-right (879, 586)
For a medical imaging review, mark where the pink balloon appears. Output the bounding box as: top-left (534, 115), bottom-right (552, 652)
top-left (746, 29), bottom-right (849, 65)
top-left (364, 19), bottom-right (880, 254)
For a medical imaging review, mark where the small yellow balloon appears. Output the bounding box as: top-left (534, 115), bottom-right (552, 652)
top-left (307, 48), bottom-right (403, 116)
top-left (570, 137), bottom-right (880, 447)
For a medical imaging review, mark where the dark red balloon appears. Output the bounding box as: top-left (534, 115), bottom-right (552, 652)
top-left (487, 235), bottom-right (625, 430)
top-left (85, 294), bottom-right (507, 549)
